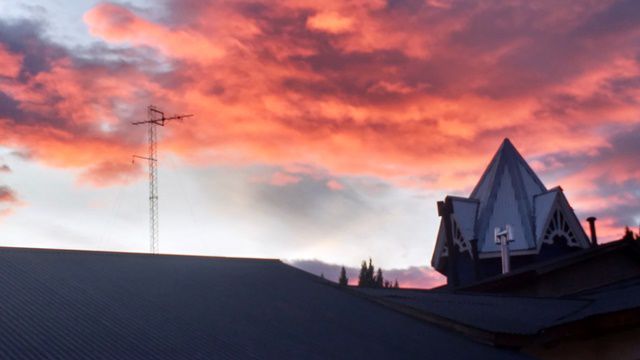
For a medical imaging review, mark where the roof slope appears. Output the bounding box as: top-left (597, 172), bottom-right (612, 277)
top-left (471, 138), bottom-right (546, 252)
top-left (0, 247), bottom-right (523, 359)
top-left (358, 288), bottom-right (587, 335)
top-left (359, 275), bottom-right (640, 345)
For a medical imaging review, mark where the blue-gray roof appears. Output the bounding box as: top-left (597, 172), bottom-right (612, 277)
top-left (0, 247), bottom-right (524, 359)
top-left (358, 277), bottom-right (640, 337)
top-left (432, 138), bottom-right (590, 270)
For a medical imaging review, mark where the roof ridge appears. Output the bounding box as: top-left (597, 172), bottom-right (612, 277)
top-left (0, 246), bottom-right (282, 263)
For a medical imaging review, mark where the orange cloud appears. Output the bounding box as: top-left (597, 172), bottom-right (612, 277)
top-left (84, 3), bottom-right (227, 63)
top-left (307, 11), bottom-right (355, 34)
top-left (0, 1), bottom-right (638, 236)
top-left (78, 160), bottom-right (145, 187)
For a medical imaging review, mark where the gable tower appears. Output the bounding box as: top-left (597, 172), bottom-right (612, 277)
top-left (431, 139), bottom-right (591, 286)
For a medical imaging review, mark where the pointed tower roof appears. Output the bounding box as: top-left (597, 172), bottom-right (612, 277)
top-left (470, 138), bottom-right (546, 252)
top-left (431, 138), bottom-right (591, 280)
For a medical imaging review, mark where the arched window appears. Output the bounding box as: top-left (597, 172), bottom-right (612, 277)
top-left (542, 209), bottom-right (579, 247)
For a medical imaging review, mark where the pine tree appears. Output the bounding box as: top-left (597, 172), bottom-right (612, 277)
top-left (358, 260), bottom-right (367, 287)
top-left (375, 268), bottom-right (384, 288)
top-left (393, 279), bottom-right (399, 289)
top-left (623, 226), bottom-right (635, 242)
top-left (366, 258), bottom-right (375, 287)
top-left (339, 266), bottom-right (349, 286)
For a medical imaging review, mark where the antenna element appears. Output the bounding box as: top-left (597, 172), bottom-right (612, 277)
top-left (132, 105), bottom-right (193, 254)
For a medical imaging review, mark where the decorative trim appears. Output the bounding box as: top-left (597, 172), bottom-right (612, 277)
top-left (542, 209), bottom-right (581, 247)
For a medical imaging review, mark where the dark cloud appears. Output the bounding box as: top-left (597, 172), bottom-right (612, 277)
top-left (534, 123), bottom-right (640, 237)
top-left (9, 150), bottom-right (32, 160)
top-left (0, 19), bottom-right (66, 77)
top-left (0, 91), bottom-right (25, 120)
top-left (574, 0), bottom-right (640, 37)
top-left (250, 171), bottom-right (373, 239)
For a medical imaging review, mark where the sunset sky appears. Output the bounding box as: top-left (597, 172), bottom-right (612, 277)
top-left (0, 0), bottom-right (639, 287)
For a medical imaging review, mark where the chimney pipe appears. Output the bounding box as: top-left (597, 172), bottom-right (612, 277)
top-left (587, 217), bottom-right (598, 247)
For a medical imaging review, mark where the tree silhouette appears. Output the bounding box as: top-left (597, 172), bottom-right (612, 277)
top-left (366, 259), bottom-right (375, 287)
top-left (622, 226), bottom-right (639, 241)
top-left (393, 279), bottom-right (399, 289)
top-left (375, 268), bottom-right (384, 288)
top-left (358, 260), bottom-right (368, 287)
top-left (339, 266), bottom-right (348, 286)
top-left (357, 258), bottom-right (389, 288)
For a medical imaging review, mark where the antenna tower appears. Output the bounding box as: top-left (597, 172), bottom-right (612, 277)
top-left (132, 105), bottom-right (193, 254)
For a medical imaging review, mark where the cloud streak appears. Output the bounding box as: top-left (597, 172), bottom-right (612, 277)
top-left (0, 185), bottom-right (20, 218)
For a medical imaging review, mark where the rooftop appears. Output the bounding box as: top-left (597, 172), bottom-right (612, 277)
top-left (0, 246), bottom-right (524, 359)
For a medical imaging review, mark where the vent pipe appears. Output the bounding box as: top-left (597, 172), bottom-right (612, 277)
top-left (587, 217), bottom-right (598, 247)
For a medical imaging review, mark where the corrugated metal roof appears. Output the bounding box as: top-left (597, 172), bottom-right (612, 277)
top-left (556, 278), bottom-right (640, 325)
top-left (0, 247), bottom-right (524, 359)
top-left (359, 278), bottom-right (640, 336)
top-left (358, 288), bottom-right (588, 335)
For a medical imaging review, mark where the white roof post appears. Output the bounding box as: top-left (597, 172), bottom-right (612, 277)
top-left (494, 225), bottom-right (514, 274)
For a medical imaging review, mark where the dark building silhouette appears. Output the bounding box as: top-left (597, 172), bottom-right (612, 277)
top-left (432, 138), bottom-right (592, 286)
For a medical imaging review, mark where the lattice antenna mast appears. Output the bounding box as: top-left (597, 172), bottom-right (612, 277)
top-left (132, 105), bottom-right (193, 254)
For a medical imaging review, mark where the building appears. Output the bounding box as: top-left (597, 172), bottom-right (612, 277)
top-left (432, 138), bottom-right (593, 286)
top-left (0, 246), bottom-right (525, 359)
top-left (388, 138), bottom-right (640, 359)
top-left (365, 236), bottom-right (640, 359)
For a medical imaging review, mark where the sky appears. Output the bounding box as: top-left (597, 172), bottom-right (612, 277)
top-left (0, 0), bottom-right (639, 288)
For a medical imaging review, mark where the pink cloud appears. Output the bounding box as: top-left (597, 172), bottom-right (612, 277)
top-left (0, 44), bottom-right (21, 78)
top-left (269, 172), bottom-right (302, 186)
top-left (0, 185), bottom-right (21, 220)
top-left (326, 179), bottom-right (344, 191)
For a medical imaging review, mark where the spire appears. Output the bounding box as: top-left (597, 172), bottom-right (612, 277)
top-left (431, 138), bottom-right (591, 280)
top-left (470, 139), bottom-right (544, 202)
top-left (470, 138), bottom-right (547, 251)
